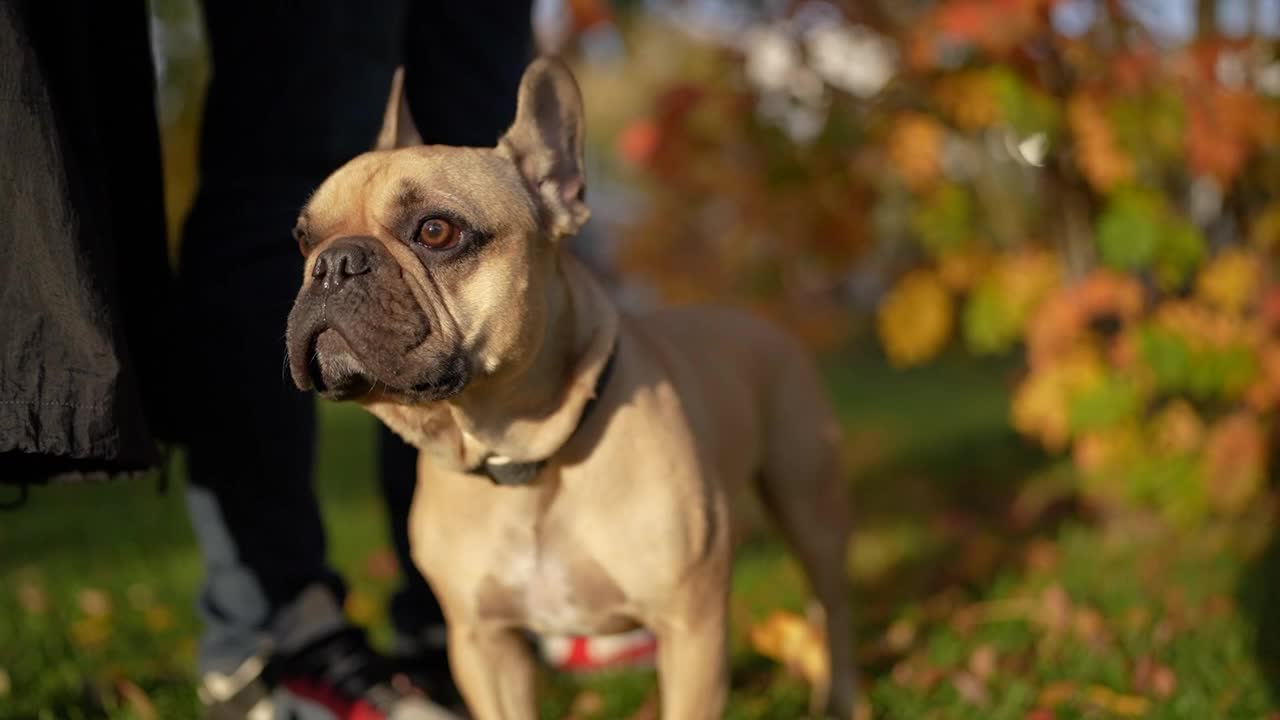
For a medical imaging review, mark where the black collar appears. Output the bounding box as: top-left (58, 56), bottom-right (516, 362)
top-left (471, 343), bottom-right (618, 487)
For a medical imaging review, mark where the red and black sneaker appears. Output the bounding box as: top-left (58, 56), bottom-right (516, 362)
top-left (200, 626), bottom-right (459, 720)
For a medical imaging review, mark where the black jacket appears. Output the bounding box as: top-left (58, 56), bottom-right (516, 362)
top-left (0, 0), bottom-right (178, 484)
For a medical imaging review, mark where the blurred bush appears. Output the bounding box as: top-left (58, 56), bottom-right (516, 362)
top-left (575, 0), bottom-right (1280, 526)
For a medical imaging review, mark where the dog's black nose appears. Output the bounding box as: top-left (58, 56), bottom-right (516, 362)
top-left (312, 241), bottom-right (372, 291)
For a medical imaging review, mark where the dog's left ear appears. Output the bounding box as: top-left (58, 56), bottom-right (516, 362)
top-left (499, 57), bottom-right (589, 239)
top-left (375, 67), bottom-right (423, 150)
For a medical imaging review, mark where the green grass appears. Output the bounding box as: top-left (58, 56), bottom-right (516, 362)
top-left (2, 346), bottom-right (1278, 718)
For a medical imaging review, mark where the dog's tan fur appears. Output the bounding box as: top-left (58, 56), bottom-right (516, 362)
top-left (287, 59), bottom-right (855, 719)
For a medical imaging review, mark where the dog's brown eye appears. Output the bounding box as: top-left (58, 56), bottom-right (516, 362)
top-left (418, 218), bottom-right (458, 249)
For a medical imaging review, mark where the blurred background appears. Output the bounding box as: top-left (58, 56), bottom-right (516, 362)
top-left (3, 0), bottom-right (1280, 717)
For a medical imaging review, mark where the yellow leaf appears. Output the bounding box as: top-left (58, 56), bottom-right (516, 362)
top-left (937, 248), bottom-right (991, 292)
top-left (1152, 399), bottom-right (1204, 455)
top-left (1085, 685), bottom-right (1150, 717)
top-left (1249, 204), bottom-right (1280, 250)
top-left (344, 589), bottom-right (381, 627)
top-left (1011, 347), bottom-right (1105, 450)
top-left (1196, 248), bottom-right (1261, 316)
top-left (877, 269), bottom-right (953, 367)
top-left (70, 615), bottom-right (112, 649)
top-left (936, 71), bottom-right (1001, 130)
top-left (144, 605), bottom-right (174, 633)
top-left (748, 610), bottom-right (830, 689)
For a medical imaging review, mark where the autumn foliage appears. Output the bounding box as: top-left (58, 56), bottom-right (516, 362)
top-left (607, 0), bottom-right (1280, 524)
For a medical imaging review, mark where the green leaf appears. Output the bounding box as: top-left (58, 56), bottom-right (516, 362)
top-left (1096, 189), bottom-right (1163, 271)
top-left (1153, 219), bottom-right (1207, 290)
top-left (911, 183), bottom-right (972, 256)
top-left (962, 279), bottom-right (1022, 355)
top-left (1139, 327), bottom-right (1193, 392)
top-left (1068, 374), bottom-right (1142, 434)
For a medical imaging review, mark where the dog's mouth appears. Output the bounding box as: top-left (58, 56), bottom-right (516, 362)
top-left (294, 323), bottom-right (472, 404)
top-left (306, 328), bottom-right (375, 400)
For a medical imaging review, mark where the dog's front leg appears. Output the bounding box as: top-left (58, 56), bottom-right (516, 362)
top-left (654, 591), bottom-right (731, 719)
top-left (448, 623), bottom-right (537, 720)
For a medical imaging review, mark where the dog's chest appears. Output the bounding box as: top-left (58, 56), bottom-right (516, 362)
top-left (476, 523), bottom-right (633, 636)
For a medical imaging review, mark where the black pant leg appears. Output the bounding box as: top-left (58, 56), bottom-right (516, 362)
top-left (381, 0), bottom-right (535, 640)
top-left (180, 0), bottom-right (404, 669)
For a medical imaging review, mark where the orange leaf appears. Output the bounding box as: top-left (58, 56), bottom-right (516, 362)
top-left (888, 113), bottom-right (947, 191)
top-left (1068, 94), bottom-right (1134, 192)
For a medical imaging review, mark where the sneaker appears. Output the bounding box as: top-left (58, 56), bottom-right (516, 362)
top-left (536, 628), bottom-right (658, 674)
top-left (390, 625), bottom-right (462, 712)
top-left (199, 626), bottom-right (460, 720)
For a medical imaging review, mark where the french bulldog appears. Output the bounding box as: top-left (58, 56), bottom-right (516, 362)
top-left (286, 58), bottom-right (855, 719)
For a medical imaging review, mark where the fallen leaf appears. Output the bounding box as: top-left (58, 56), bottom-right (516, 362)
top-left (568, 690), bottom-right (605, 718)
top-left (115, 678), bottom-right (157, 720)
top-left (1134, 655), bottom-right (1177, 699)
top-left (1023, 539), bottom-right (1059, 574)
top-left (1072, 607), bottom-right (1106, 644)
top-left (1086, 684), bottom-right (1149, 717)
top-left (884, 618), bottom-right (917, 653)
top-left (1038, 584), bottom-right (1073, 632)
top-left (1124, 606), bottom-right (1152, 631)
top-left (78, 588), bottom-right (112, 618)
top-left (1038, 681), bottom-right (1077, 707)
top-left (1024, 710), bottom-right (1055, 720)
top-left (749, 610), bottom-right (829, 689)
top-left (968, 644), bottom-right (997, 680)
top-left (70, 616), bottom-right (112, 649)
top-left (364, 547), bottom-right (399, 581)
top-left (16, 581), bottom-right (47, 615)
top-left (344, 589), bottom-right (380, 626)
top-left (892, 653), bottom-right (944, 691)
top-left (951, 670), bottom-right (989, 706)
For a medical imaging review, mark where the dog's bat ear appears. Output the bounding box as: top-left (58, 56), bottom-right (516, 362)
top-left (499, 57), bottom-right (589, 240)
top-left (375, 66), bottom-right (423, 150)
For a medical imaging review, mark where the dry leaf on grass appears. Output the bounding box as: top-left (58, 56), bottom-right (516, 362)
top-left (749, 610), bottom-right (830, 690)
top-left (968, 644), bottom-right (997, 680)
top-left (1037, 680), bottom-right (1077, 707)
top-left (567, 690), bottom-right (605, 719)
top-left (951, 670), bottom-right (989, 706)
top-left (78, 588), bottom-right (112, 618)
top-left (16, 580), bottom-right (47, 615)
top-left (1085, 684), bottom-right (1149, 716)
top-left (115, 678), bottom-right (158, 720)
top-left (1133, 655), bottom-right (1177, 698)
top-left (70, 616), bottom-right (112, 649)
top-left (364, 547), bottom-right (400, 581)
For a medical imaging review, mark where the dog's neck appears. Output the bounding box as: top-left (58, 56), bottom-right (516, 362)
top-left (365, 252), bottom-right (618, 470)
top-left (449, 252), bottom-right (618, 463)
